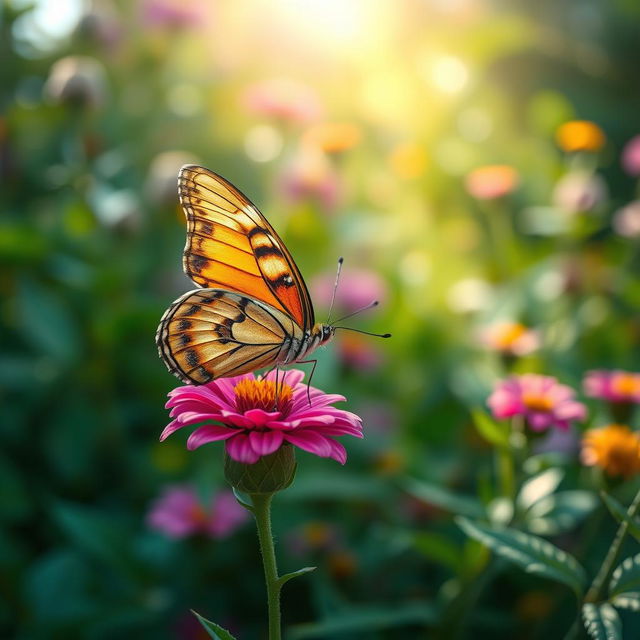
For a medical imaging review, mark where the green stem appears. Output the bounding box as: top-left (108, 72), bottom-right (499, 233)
top-left (584, 485), bottom-right (640, 603)
top-left (250, 493), bottom-right (281, 640)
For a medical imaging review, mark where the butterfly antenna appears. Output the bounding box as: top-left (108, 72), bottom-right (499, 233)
top-left (326, 257), bottom-right (344, 325)
top-left (333, 299), bottom-right (380, 324)
top-left (334, 326), bottom-right (392, 339)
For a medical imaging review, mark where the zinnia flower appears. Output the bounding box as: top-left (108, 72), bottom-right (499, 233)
top-left (555, 120), bottom-right (605, 153)
top-left (464, 165), bottom-right (519, 200)
top-left (488, 374), bottom-right (587, 432)
top-left (581, 424), bottom-right (640, 478)
top-left (621, 135), bottom-right (640, 177)
top-left (146, 486), bottom-right (249, 539)
top-left (480, 321), bottom-right (539, 357)
top-left (161, 369), bottom-right (362, 464)
top-left (584, 370), bottom-right (640, 404)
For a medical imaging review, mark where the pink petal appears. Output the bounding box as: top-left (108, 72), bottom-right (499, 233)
top-left (283, 430), bottom-right (333, 457)
top-left (527, 412), bottom-right (552, 431)
top-left (225, 433), bottom-right (261, 463)
top-left (160, 419), bottom-right (184, 441)
top-left (219, 410), bottom-right (256, 429)
top-left (326, 439), bottom-right (347, 464)
top-left (244, 408), bottom-right (282, 426)
top-left (249, 430), bottom-right (284, 456)
top-left (187, 425), bottom-right (237, 450)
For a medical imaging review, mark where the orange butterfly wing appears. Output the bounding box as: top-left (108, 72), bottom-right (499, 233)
top-left (178, 165), bottom-right (315, 331)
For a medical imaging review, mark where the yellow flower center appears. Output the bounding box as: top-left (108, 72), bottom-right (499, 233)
top-left (522, 392), bottom-right (554, 412)
top-left (233, 378), bottom-right (293, 413)
top-left (611, 373), bottom-right (640, 397)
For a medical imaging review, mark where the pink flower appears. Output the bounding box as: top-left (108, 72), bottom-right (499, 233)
top-left (584, 370), bottom-right (640, 404)
top-left (552, 171), bottom-right (607, 215)
top-left (146, 486), bottom-right (248, 539)
top-left (488, 374), bottom-right (587, 432)
top-left (278, 149), bottom-right (342, 212)
top-left (311, 267), bottom-right (387, 315)
top-left (141, 0), bottom-right (205, 28)
top-left (243, 78), bottom-right (322, 124)
top-left (622, 136), bottom-right (640, 177)
top-left (464, 165), bottom-right (519, 200)
top-left (613, 201), bottom-right (640, 238)
top-left (161, 369), bottom-right (363, 465)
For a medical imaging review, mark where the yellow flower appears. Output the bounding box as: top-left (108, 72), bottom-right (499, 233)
top-left (556, 120), bottom-right (605, 153)
top-left (581, 424), bottom-right (640, 478)
top-left (302, 122), bottom-right (361, 153)
top-left (388, 142), bottom-right (428, 179)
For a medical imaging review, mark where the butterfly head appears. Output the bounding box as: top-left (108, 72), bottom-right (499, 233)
top-left (318, 324), bottom-right (336, 345)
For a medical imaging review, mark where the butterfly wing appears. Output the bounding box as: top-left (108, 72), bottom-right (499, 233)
top-left (156, 289), bottom-right (303, 384)
top-left (178, 165), bottom-right (315, 331)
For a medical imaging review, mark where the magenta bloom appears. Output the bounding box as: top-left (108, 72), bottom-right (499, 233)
top-left (488, 374), bottom-right (587, 432)
top-left (311, 267), bottom-right (387, 315)
top-left (584, 370), bottom-right (640, 404)
top-left (146, 486), bottom-right (249, 540)
top-left (622, 135), bottom-right (640, 177)
top-left (161, 369), bottom-right (363, 465)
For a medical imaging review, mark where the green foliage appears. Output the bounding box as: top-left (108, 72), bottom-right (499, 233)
top-left (192, 611), bottom-right (238, 640)
top-left (457, 517), bottom-right (587, 597)
top-left (582, 603), bottom-right (622, 640)
top-left (601, 493), bottom-right (640, 543)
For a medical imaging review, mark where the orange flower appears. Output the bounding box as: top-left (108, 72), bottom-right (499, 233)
top-left (465, 165), bottom-right (519, 200)
top-left (302, 122), bottom-right (361, 153)
top-left (481, 321), bottom-right (539, 356)
top-left (581, 424), bottom-right (640, 478)
top-left (556, 120), bottom-right (605, 153)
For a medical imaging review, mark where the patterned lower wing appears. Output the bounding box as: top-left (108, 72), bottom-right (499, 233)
top-left (156, 289), bottom-right (299, 384)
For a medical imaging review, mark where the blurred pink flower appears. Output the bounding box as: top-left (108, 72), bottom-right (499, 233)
top-left (552, 171), bottom-right (607, 215)
top-left (141, 0), bottom-right (206, 28)
top-left (161, 369), bottom-right (362, 465)
top-left (584, 370), bottom-right (640, 404)
top-left (146, 486), bottom-right (248, 539)
top-left (488, 374), bottom-right (587, 432)
top-left (311, 267), bottom-right (387, 315)
top-left (338, 333), bottom-right (384, 371)
top-left (278, 149), bottom-right (342, 211)
top-left (622, 136), bottom-right (640, 177)
top-left (243, 78), bottom-right (322, 124)
top-left (613, 201), bottom-right (640, 238)
top-left (465, 165), bottom-right (519, 200)
top-left (480, 321), bottom-right (540, 357)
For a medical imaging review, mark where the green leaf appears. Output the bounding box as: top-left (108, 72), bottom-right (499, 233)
top-left (412, 532), bottom-right (464, 572)
top-left (601, 493), bottom-right (640, 543)
top-left (403, 478), bottom-right (485, 518)
top-left (611, 592), bottom-right (640, 612)
top-left (191, 610), bottom-right (238, 640)
top-left (525, 491), bottom-right (598, 535)
top-left (278, 566), bottom-right (316, 588)
top-left (609, 553), bottom-right (640, 599)
top-left (471, 408), bottom-right (510, 447)
top-left (456, 517), bottom-right (586, 597)
top-left (288, 602), bottom-right (437, 639)
top-left (517, 468), bottom-right (564, 511)
top-left (582, 603), bottom-right (622, 640)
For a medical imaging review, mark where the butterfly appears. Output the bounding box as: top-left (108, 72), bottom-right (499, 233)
top-left (156, 165), bottom-right (387, 386)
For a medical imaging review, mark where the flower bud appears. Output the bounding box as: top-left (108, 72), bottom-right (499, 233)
top-left (224, 444), bottom-right (296, 494)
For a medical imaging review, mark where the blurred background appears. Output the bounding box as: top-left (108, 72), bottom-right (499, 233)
top-left (2, 0), bottom-right (640, 638)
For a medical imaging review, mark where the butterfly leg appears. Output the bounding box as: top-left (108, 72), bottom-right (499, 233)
top-left (294, 359), bottom-right (318, 406)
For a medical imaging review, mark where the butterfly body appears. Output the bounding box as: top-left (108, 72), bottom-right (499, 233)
top-left (156, 165), bottom-right (335, 385)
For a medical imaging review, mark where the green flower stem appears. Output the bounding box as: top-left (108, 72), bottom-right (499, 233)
top-left (585, 485), bottom-right (640, 603)
top-left (250, 492), bottom-right (281, 640)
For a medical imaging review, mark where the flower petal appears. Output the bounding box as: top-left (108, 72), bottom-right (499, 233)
top-left (225, 433), bottom-right (260, 463)
top-left (187, 425), bottom-right (237, 450)
top-left (249, 430), bottom-right (284, 456)
top-left (283, 430), bottom-right (333, 458)
top-left (244, 408), bottom-right (282, 426)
